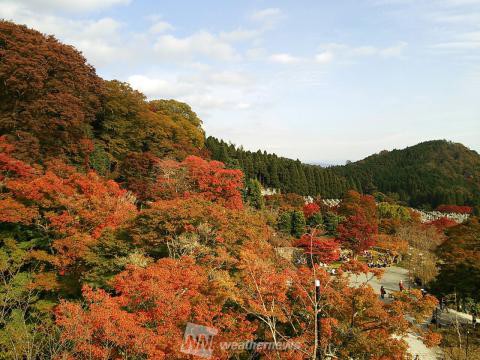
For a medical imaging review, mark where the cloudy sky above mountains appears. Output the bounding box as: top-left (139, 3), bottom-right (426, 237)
top-left (1, 0), bottom-right (479, 163)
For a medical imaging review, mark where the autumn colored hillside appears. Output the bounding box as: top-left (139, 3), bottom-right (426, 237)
top-left (0, 21), bottom-right (205, 176)
top-left (1, 20), bottom-right (479, 359)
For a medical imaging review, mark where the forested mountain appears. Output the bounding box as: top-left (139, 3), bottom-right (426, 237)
top-left (205, 137), bottom-right (351, 198)
top-left (206, 137), bottom-right (480, 209)
top-left (335, 140), bottom-right (480, 208)
top-left (0, 21), bottom-right (205, 176)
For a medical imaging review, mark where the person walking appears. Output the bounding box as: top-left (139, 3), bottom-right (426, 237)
top-left (399, 280), bottom-right (404, 292)
top-left (380, 286), bottom-right (386, 299)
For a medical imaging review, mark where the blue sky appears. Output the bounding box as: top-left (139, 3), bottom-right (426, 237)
top-left (2, 0), bottom-right (479, 163)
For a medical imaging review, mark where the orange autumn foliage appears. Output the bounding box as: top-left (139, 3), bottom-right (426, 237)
top-left (0, 21), bottom-right (104, 162)
top-left (0, 197), bottom-right (38, 224)
top-left (1, 138), bottom-right (137, 270)
top-left (129, 197), bottom-right (270, 265)
top-left (426, 217), bottom-right (458, 231)
top-left (337, 191), bottom-right (378, 255)
top-left (182, 156), bottom-right (244, 209)
top-left (422, 330), bottom-right (443, 348)
top-left (294, 233), bottom-right (340, 264)
top-left (0, 135), bottom-right (36, 180)
top-left (56, 257), bottom-right (255, 359)
top-left (122, 154), bottom-right (244, 209)
top-left (435, 204), bottom-right (473, 214)
top-left (283, 261), bottom-right (438, 359)
top-left (0, 22), bottom-right (448, 360)
top-left (376, 234), bottom-right (408, 254)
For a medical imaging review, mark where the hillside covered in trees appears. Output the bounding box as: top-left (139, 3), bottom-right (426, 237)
top-left (206, 137), bottom-right (480, 209)
top-left (0, 21), bottom-right (205, 180)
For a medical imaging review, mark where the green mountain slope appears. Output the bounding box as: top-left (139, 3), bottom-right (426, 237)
top-left (206, 137), bottom-right (480, 209)
top-left (334, 140), bottom-right (480, 207)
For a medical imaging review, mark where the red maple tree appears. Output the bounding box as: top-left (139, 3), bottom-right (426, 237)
top-left (294, 233), bottom-right (340, 264)
top-left (303, 202), bottom-right (321, 219)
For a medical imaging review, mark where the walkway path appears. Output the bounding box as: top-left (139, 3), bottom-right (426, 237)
top-left (349, 266), bottom-right (442, 360)
top-left (438, 308), bottom-right (474, 326)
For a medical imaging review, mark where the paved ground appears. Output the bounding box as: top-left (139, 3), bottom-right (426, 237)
top-left (349, 266), bottom-right (442, 360)
top-left (438, 308), bottom-right (474, 326)
top-left (353, 267), bottom-right (475, 325)
top-left (349, 265), bottom-right (411, 295)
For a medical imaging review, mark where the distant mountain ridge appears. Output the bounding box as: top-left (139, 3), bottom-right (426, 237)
top-left (336, 140), bottom-right (480, 206)
top-left (206, 137), bottom-right (480, 210)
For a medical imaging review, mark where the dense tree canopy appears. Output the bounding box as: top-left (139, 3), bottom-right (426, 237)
top-left (336, 191), bottom-right (378, 254)
top-left (0, 21), bottom-right (206, 175)
top-left (432, 218), bottom-right (480, 302)
top-left (95, 81), bottom-right (205, 174)
top-left (206, 137), bottom-right (480, 209)
top-left (0, 21), bottom-right (104, 163)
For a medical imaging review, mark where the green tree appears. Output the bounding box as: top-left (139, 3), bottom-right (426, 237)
top-left (245, 178), bottom-right (264, 209)
top-left (324, 211), bottom-right (345, 236)
top-left (277, 212), bottom-right (292, 235)
top-left (291, 210), bottom-right (306, 238)
top-left (308, 212), bottom-right (324, 228)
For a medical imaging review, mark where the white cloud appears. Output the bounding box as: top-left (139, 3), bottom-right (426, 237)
top-left (127, 70), bottom-right (258, 115)
top-left (235, 102), bottom-right (252, 110)
top-left (127, 74), bottom-right (195, 98)
top-left (269, 53), bottom-right (302, 64)
top-left (187, 62), bottom-right (211, 71)
top-left (458, 31), bottom-right (480, 41)
top-left (0, 2), bottom-right (133, 67)
top-left (154, 31), bottom-right (240, 61)
top-left (182, 94), bottom-right (229, 110)
top-left (149, 21), bottom-right (174, 34)
top-left (267, 41), bottom-right (406, 67)
top-left (315, 51), bottom-right (334, 64)
top-left (83, 17), bottom-right (122, 37)
top-left (251, 8), bottom-right (282, 21)
top-left (432, 41), bottom-right (480, 50)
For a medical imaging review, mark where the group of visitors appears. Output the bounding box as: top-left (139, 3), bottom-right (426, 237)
top-left (368, 259), bottom-right (390, 268)
top-left (364, 250), bottom-right (393, 268)
top-left (339, 254), bottom-right (350, 262)
top-left (379, 280), bottom-right (406, 300)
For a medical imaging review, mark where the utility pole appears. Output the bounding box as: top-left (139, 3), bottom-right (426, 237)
top-left (315, 279), bottom-right (322, 360)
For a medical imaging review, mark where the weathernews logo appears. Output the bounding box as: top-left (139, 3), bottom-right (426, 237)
top-left (180, 323), bottom-right (218, 358)
top-left (180, 322), bottom-right (299, 358)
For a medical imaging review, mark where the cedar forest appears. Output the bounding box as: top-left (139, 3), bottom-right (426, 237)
top-left (0, 21), bottom-right (479, 360)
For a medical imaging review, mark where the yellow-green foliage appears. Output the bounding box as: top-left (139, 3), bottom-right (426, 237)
top-left (377, 202), bottom-right (411, 221)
